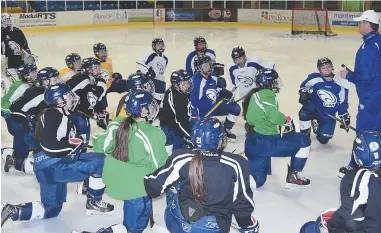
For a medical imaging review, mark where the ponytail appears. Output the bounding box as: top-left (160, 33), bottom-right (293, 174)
top-left (112, 117), bottom-right (133, 162)
top-left (189, 151), bottom-right (206, 201)
top-left (242, 88), bottom-right (259, 121)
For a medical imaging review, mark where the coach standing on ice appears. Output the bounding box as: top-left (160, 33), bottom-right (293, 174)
top-left (339, 10), bottom-right (381, 176)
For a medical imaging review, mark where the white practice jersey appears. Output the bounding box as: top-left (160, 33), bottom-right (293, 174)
top-left (228, 57), bottom-right (276, 99)
top-left (136, 52), bottom-right (168, 82)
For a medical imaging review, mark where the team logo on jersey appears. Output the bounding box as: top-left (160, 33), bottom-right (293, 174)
top-left (101, 69), bottom-right (111, 82)
top-left (369, 141), bottom-right (379, 152)
top-left (237, 75), bottom-right (254, 88)
top-left (317, 89), bottom-right (337, 108)
top-left (87, 92), bottom-right (97, 109)
top-left (157, 62), bottom-right (165, 75)
top-left (182, 223), bottom-right (191, 232)
top-left (206, 222), bottom-right (219, 228)
top-left (7, 41), bottom-right (21, 55)
top-left (68, 127), bottom-right (76, 139)
top-left (206, 89), bottom-right (217, 103)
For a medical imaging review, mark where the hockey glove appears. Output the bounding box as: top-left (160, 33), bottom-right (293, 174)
top-left (234, 216), bottom-right (259, 233)
top-left (298, 87), bottom-right (313, 105)
top-left (339, 112), bottom-right (350, 132)
top-left (217, 77), bottom-right (227, 89)
top-left (68, 137), bottom-right (84, 160)
top-left (107, 72), bottom-right (123, 93)
top-left (317, 208), bottom-right (336, 233)
top-left (213, 63), bottom-right (225, 77)
top-left (218, 88), bottom-right (233, 101)
top-left (147, 67), bottom-right (156, 80)
top-left (95, 110), bottom-right (110, 130)
top-left (280, 116), bottom-right (295, 137)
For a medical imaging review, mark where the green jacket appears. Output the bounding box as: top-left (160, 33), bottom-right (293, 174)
top-left (92, 117), bottom-right (168, 200)
top-left (246, 89), bottom-right (286, 135)
top-left (1, 81), bottom-right (29, 114)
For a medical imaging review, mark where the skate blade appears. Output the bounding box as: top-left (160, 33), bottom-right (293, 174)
top-left (85, 210), bottom-right (114, 216)
top-left (284, 183), bottom-right (310, 189)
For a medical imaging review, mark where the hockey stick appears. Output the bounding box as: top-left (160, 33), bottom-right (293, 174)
top-left (325, 113), bottom-right (356, 132)
top-left (149, 208), bottom-right (170, 233)
top-left (341, 64), bottom-right (352, 72)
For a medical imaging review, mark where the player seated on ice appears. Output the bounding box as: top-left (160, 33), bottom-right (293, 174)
top-left (298, 57), bottom-right (350, 144)
top-left (144, 117), bottom-right (259, 233)
top-left (158, 69), bottom-right (193, 155)
top-left (190, 55), bottom-right (241, 141)
top-left (66, 57), bottom-right (109, 148)
top-left (300, 131), bottom-right (381, 233)
top-left (243, 68), bottom-right (311, 189)
top-left (59, 53), bottom-right (82, 83)
top-left (4, 67), bottom-right (60, 174)
top-left (228, 46), bottom-right (276, 98)
top-left (74, 91), bottom-right (167, 233)
top-left (136, 38), bottom-right (168, 105)
top-left (185, 36), bottom-right (216, 77)
top-left (1, 84), bottom-right (114, 228)
top-left (1, 64), bottom-right (38, 174)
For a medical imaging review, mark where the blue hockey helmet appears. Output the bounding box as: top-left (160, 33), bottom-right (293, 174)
top-left (353, 131), bottom-right (381, 169)
top-left (44, 84), bottom-right (79, 111)
top-left (65, 53), bottom-right (81, 69)
top-left (299, 221), bottom-right (319, 233)
top-left (124, 90), bottom-right (159, 121)
top-left (191, 117), bottom-right (227, 152)
top-left (17, 63), bottom-right (37, 84)
top-left (170, 69), bottom-right (193, 94)
top-left (127, 72), bottom-right (155, 95)
top-left (255, 68), bottom-right (282, 93)
top-left (81, 57), bottom-right (101, 76)
top-left (93, 43), bottom-right (108, 62)
top-left (37, 67), bottom-right (60, 87)
top-left (194, 55), bottom-right (213, 75)
top-left (152, 38), bottom-right (165, 54)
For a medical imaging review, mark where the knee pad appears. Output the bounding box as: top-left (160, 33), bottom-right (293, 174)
top-left (316, 136), bottom-right (330, 144)
top-left (229, 103), bottom-right (241, 116)
top-left (22, 157), bottom-right (35, 175)
top-left (299, 108), bottom-right (313, 121)
top-left (43, 202), bottom-right (63, 219)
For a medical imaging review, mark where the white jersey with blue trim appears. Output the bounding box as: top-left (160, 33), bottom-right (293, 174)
top-left (228, 57), bottom-right (276, 99)
top-left (136, 52), bottom-right (168, 82)
top-left (185, 49), bottom-right (216, 77)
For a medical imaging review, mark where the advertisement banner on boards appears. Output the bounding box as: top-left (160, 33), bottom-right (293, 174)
top-left (15, 12), bottom-right (57, 28)
top-left (165, 8), bottom-right (237, 22)
top-left (154, 8), bottom-right (165, 22)
top-left (127, 9), bottom-right (153, 22)
top-left (260, 10), bottom-right (292, 24)
top-left (203, 9), bottom-right (238, 22)
top-left (165, 9), bottom-right (201, 22)
top-left (330, 12), bottom-right (362, 27)
top-left (93, 10), bottom-right (128, 24)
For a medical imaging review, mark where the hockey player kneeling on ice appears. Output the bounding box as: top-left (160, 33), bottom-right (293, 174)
top-left (243, 68), bottom-right (311, 189)
top-left (158, 69), bottom-right (193, 155)
top-left (190, 55), bottom-right (241, 141)
top-left (144, 117), bottom-right (259, 233)
top-left (75, 91), bottom-right (167, 233)
top-left (4, 67), bottom-right (59, 173)
top-left (300, 131), bottom-right (381, 233)
top-left (59, 53), bottom-right (82, 83)
top-left (1, 84), bottom-right (113, 227)
top-left (298, 58), bottom-right (350, 144)
top-left (185, 36), bottom-right (216, 77)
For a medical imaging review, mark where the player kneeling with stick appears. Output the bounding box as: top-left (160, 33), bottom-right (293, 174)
top-left (300, 131), bottom-right (381, 233)
top-left (75, 90), bottom-right (168, 233)
top-left (243, 69), bottom-right (311, 189)
top-left (144, 117), bottom-right (259, 233)
top-left (1, 84), bottom-right (113, 227)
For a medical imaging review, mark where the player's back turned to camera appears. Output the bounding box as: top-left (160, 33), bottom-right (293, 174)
top-left (59, 53), bottom-right (82, 83)
top-left (86, 90), bottom-right (167, 233)
top-left (144, 117), bottom-right (259, 233)
top-left (300, 131), bottom-right (381, 233)
top-left (298, 58), bottom-right (350, 145)
top-left (185, 36), bottom-right (216, 77)
top-left (243, 69), bottom-right (311, 188)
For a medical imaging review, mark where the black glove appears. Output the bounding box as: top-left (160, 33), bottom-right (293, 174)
top-left (107, 72), bottom-right (123, 94)
top-left (339, 112), bottom-right (350, 132)
top-left (298, 87), bottom-right (312, 105)
top-left (95, 110), bottom-right (110, 130)
top-left (216, 77), bottom-right (227, 89)
top-left (213, 63), bottom-right (225, 77)
top-left (147, 67), bottom-right (156, 80)
top-left (218, 89), bottom-right (233, 101)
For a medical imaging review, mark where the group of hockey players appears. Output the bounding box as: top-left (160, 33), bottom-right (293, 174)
top-left (1, 9), bottom-right (381, 233)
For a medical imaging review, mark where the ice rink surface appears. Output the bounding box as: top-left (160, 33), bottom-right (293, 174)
top-left (1, 25), bottom-right (364, 233)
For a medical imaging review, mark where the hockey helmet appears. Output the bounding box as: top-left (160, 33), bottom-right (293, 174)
top-left (170, 69), bottom-right (193, 94)
top-left (1, 13), bottom-right (13, 30)
top-left (255, 68), bottom-right (282, 93)
top-left (81, 57), bottom-right (101, 77)
top-left (124, 90), bottom-right (159, 122)
top-left (65, 53), bottom-right (81, 70)
top-left (17, 64), bottom-right (37, 84)
top-left (231, 46), bottom-right (246, 67)
top-left (353, 130), bottom-right (381, 169)
top-left (93, 43), bottom-right (108, 62)
top-left (44, 84), bottom-right (79, 111)
top-left (152, 38), bottom-right (165, 54)
top-left (127, 72), bottom-right (155, 95)
top-left (317, 57), bottom-right (334, 77)
top-left (193, 36), bottom-right (208, 52)
top-left (191, 117), bottom-right (227, 152)
top-left (37, 67), bottom-right (60, 87)
top-left (194, 55), bottom-right (213, 75)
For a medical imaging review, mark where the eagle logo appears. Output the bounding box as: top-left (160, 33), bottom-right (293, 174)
top-left (317, 89), bottom-right (337, 108)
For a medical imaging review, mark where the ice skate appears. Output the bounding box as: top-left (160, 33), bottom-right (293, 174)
top-left (285, 165), bottom-right (310, 189)
top-left (3, 154), bottom-right (14, 173)
top-left (312, 119), bottom-right (318, 134)
top-left (85, 199), bottom-right (114, 216)
top-left (224, 128), bottom-right (236, 142)
top-left (76, 181), bottom-right (88, 195)
top-left (338, 166), bottom-right (353, 178)
top-left (1, 204), bottom-right (19, 227)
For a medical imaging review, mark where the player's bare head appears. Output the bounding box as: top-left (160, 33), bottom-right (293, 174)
top-left (18, 64), bottom-right (38, 86)
top-left (194, 55), bottom-right (213, 76)
top-left (194, 36), bottom-right (207, 53)
top-left (170, 69), bottom-right (193, 94)
top-left (1, 13), bottom-right (13, 30)
top-left (152, 38), bottom-right (165, 54)
top-left (231, 46), bottom-right (246, 68)
top-left (65, 53), bottom-right (81, 71)
top-left (317, 57), bottom-right (334, 78)
top-left (93, 43), bottom-right (108, 62)
top-left (37, 67), bottom-right (60, 88)
top-left (128, 72), bottom-right (155, 95)
top-left (45, 84), bottom-right (79, 112)
top-left (81, 57), bottom-right (101, 78)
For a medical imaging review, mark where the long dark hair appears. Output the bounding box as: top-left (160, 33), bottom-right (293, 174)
top-left (242, 88), bottom-right (260, 121)
top-left (189, 151), bottom-right (206, 201)
top-left (112, 117), bottom-right (134, 162)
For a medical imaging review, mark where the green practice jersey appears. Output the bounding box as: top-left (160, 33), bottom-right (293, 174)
top-left (1, 81), bottom-right (29, 114)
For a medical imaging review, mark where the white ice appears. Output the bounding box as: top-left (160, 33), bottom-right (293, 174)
top-left (1, 25), bottom-right (363, 233)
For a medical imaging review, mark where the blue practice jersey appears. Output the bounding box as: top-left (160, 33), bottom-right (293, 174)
top-left (185, 49), bottom-right (216, 77)
top-left (190, 72), bottom-right (219, 118)
top-left (301, 73), bottom-right (349, 120)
